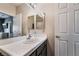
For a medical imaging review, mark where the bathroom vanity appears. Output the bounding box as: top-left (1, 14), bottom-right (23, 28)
top-left (0, 33), bottom-right (47, 56)
top-left (30, 40), bottom-right (47, 56)
top-left (0, 5), bottom-right (46, 56)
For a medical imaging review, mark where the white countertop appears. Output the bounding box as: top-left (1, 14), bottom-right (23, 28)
top-left (0, 33), bottom-right (47, 56)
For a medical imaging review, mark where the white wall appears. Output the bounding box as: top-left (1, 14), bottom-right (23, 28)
top-left (16, 4), bottom-right (35, 35)
top-left (37, 3), bottom-right (56, 56)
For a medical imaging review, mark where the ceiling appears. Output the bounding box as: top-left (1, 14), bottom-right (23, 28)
top-left (0, 3), bottom-right (24, 7)
top-left (9, 3), bottom-right (24, 7)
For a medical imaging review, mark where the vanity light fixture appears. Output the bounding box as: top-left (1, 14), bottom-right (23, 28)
top-left (27, 3), bottom-right (37, 9)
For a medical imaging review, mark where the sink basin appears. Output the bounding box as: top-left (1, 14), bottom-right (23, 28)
top-left (23, 37), bottom-right (39, 44)
top-left (0, 36), bottom-right (26, 46)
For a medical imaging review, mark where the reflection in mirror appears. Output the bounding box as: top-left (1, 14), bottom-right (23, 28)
top-left (27, 3), bottom-right (45, 35)
top-left (13, 13), bottom-right (22, 37)
top-left (27, 15), bottom-right (34, 34)
top-left (0, 3), bottom-right (45, 40)
top-left (27, 14), bottom-right (45, 34)
top-left (28, 16), bottom-right (34, 30)
top-left (0, 12), bottom-right (13, 39)
top-left (0, 12), bottom-right (22, 39)
top-left (36, 15), bottom-right (44, 30)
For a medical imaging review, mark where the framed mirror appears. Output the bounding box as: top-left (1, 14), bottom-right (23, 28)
top-left (27, 14), bottom-right (45, 34)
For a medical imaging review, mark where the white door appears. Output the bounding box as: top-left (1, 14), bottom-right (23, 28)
top-left (55, 3), bottom-right (79, 56)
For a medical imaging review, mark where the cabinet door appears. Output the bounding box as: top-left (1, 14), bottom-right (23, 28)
top-left (30, 40), bottom-right (47, 56)
top-left (37, 40), bottom-right (47, 56)
top-left (37, 44), bottom-right (44, 55)
top-left (42, 45), bottom-right (47, 56)
top-left (0, 53), bottom-right (4, 56)
top-left (30, 51), bottom-right (36, 56)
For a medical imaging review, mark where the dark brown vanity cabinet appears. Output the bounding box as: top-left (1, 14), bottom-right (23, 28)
top-left (30, 40), bottom-right (47, 56)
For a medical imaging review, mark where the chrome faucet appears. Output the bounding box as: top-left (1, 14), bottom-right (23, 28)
top-left (27, 33), bottom-right (32, 39)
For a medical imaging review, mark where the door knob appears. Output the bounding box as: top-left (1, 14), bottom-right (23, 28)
top-left (56, 36), bottom-right (60, 38)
